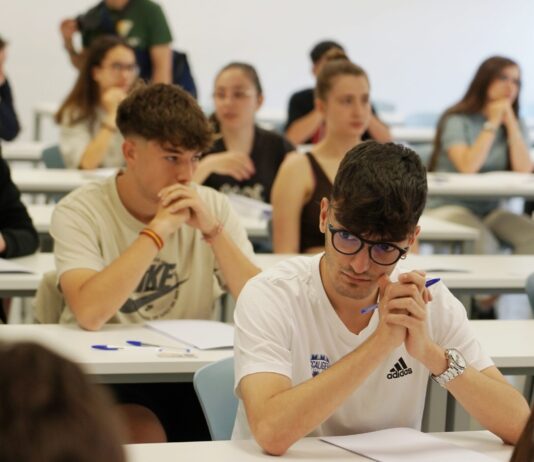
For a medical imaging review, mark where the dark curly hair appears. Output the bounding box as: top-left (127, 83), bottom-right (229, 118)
top-left (117, 82), bottom-right (213, 152)
top-left (331, 141), bottom-right (427, 242)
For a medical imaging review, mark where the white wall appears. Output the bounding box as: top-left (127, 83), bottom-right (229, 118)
top-left (1, 0), bottom-right (533, 142)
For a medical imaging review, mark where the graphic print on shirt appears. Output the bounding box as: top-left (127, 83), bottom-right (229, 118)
top-left (310, 353), bottom-right (330, 377)
top-left (386, 357), bottom-right (413, 380)
top-left (120, 258), bottom-right (187, 319)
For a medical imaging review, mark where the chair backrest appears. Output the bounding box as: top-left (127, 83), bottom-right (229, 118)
top-left (42, 145), bottom-right (65, 169)
top-left (526, 273), bottom-right (534, 315)
top-left (193, 356), bottom-right (237, 440)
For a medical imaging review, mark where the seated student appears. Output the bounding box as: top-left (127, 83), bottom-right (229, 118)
top-left (0, 36), bottom-right (20, 142)
top-left (50, 83), bottom-right (259, 442)
top-left (0, 157), bottom-right (39, 323)
top-left (272, 55), bottom-right (371, 254)
top-left (55, 35), bottom-right (138, 169)
top-left (233, 142), bottom-right (530, 455)
top-left (285, 40), bottom-right (391, 146)
top-left (0, 341), bottom-right (125, 462)
top-left (427, 56), bottom-right (534, 255)
top-left (193, 62), bottom-right (294, 204)
top-left (510, 404), bottom-right (534, 462)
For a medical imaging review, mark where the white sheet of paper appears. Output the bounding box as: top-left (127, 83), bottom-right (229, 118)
top-left (146, 320), bottom-right (234, 350)
top-left (321, 428), bottom-right (497, 462)
top-left (0, 258), bottom-right (33, 274)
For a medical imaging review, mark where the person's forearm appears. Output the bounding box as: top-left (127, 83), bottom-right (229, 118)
top-left (506, 121), bottom-right (532, 172)
top-left (79, 125), bottom-right (116, 169)
top-left (209, 230), bottom-right (260, 300)
top-left (249, 334), bottom-right (393, 455)
top-left (446, 368), bottom-right (530, 444)
top-left (454, 131), bottom-right (496, 173)
top-left (66, 235), bottom-right (159, 330)
top-left (150, 46), bottom-right (172, 84)
top-left (367, 115), bottom-right (392, 143)
top-left (285, 111), bottom-right (322, 146)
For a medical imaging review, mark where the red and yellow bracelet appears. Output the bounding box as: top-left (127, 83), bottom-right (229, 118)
top-left (139, 227), bottom-right (164, 250)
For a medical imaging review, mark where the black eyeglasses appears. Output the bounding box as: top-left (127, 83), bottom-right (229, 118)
top-left (327, 223), bottom-right (408, 266)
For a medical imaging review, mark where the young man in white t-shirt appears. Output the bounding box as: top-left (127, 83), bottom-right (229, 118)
top-left (233, 141), bottom-right (529, 454)
top-left (50, 83), bottom-right (260, 443)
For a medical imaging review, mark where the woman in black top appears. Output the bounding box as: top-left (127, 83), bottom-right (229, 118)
top-left (271, 56), bottom-right (371, 254)
top-left (193, 62), bottom-right (294, 203)
top-left (0, 36), bottom-right (20, 142)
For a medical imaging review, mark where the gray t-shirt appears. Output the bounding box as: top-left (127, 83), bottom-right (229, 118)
top-left (51, 174), bottom-right (255, 324)
top-left (429, 113), bottom-right (530, 216)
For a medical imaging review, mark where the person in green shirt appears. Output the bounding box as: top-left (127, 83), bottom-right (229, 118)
top-left (60, 0), bottom-right (172, 84)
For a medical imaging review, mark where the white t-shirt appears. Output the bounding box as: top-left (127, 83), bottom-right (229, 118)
top-left (51, 174), bottom-right (255, 324)
top-left (59, 108), bottom-right (125, 169)
top-left (233, 253), bottom-right (493, 438)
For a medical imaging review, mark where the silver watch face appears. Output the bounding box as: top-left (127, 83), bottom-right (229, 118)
top-left (447, 348), bottom-right (466, 369)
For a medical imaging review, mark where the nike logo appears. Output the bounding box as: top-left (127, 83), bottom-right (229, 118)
top-left (120, 279), bottom-right (187, 314)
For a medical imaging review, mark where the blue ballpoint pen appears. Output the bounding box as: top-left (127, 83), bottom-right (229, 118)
top-left (91, 344), bottom-right (144, 351)
top-left (359, 277), bottom-right (441, 315)
top-left (126, 340), bottom-right (192, 353)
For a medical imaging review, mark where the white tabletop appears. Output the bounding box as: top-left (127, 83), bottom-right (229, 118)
top-left (427, 171), bottom-right (534, 199)
top-left (125, 431), bottom-right (512, 462)
top-left (1, 141), bottom-right (45, 162)
top-left (0, 252), bottom-right (54, 296)
top-left (0, 323), bottom-right (232, 383)
top-left (12, 168), bottom-right (116, 194)
top-left (392, 126), bottom-right (436, 144)
top-left (256, 253), bottom-right (534, 295)
top-left (25, 206), bottom-right (476, 246)
top-left (471, 320), bottom-right (534, 373)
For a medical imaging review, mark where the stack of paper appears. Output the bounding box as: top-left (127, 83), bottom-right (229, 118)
top-left (321, 428), bottom-right (497, 462)
top-left (0, 259), bottom-right (32, 274)
top-left (146, 320), bottom-right (234, 350)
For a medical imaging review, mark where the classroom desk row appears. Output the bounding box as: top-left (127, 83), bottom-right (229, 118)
top-left (3, 251), bottom-right (533, 298)
top-left (124, 431), bottom-right (512, 462)
top-left (25, 204), bottom-right (479, 253)
top-left (10, 167), bottom-right (534, 200)
top-left (0, 320), bottom-right (531, 383)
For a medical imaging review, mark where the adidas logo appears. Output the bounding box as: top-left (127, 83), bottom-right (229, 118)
top-left (386, 357), bottom-right (413, 380)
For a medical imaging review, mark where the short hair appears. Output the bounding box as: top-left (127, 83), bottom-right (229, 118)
top-left (331, 141), bottom-right (427, 242)
top-left (0, 342), bottom-right (125, 462)
top-left (117, 83), bottom-right (213, 152)
top-left (310, 40), bottom-right (344, 64)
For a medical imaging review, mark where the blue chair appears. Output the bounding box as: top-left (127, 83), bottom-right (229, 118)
top-left (42, 145), bottom-right (65, 169)
top-left (526, 273), bottom-right (534, 315)
top-left (193, 357), bottom-right (237, 440)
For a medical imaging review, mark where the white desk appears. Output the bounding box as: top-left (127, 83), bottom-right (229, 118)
top-left (393, 125), bottom-right (534, 146)
top-left (12, 168), bottom-right (116, 195)
top-left (256, 253), bottom-right (534, 296)
top-left (126, 431), bottom-right (512, 462)
top-left (427, 171), bottom-right (534, 200)
top-left (0, 323), bottom-right (232, 383)
top-left (25, 206), bottom-right (476, 250)
top-left (0, 252), bottom-right (54, 296)
top-left (1, 141), bottom-right (44, 164)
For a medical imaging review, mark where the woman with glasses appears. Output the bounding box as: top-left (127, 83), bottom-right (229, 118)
top-left (193, 62), bottom-right (294, 204)
top-left (55, 35), bottom-right (138, 169)
top-left (271, 53), bottom-right (371, 254)
top-left (427, 56), bottom-right (534, 256)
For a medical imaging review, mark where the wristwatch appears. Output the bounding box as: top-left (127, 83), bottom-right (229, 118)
top-left (431, 348), bottom-right (467, 387)
top-left (482, 121), bottom-right (498, 133)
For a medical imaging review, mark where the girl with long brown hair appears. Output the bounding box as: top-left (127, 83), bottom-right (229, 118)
top-left (427, 56), bottom-right (534, 256)
top-left (55, 35), bottom-right (137, 169)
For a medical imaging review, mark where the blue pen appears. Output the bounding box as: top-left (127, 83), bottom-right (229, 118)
top-left (91, 344), bottom-right (141, 351)
top-left (360, 277), bottom-right (441, 315)
top-left (126, 340), bottom-right (191, 353)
